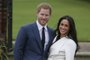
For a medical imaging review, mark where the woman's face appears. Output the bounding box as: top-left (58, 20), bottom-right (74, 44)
top-left (59, 19), bottom-right (70, 37)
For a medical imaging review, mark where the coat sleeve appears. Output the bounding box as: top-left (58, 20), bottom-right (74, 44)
top-left (14, 27), bottom-right (27, 60)
top-left (65, 40), bottom-right (76, 60)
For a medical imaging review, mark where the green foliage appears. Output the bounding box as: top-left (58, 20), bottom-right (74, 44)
top-left (13, 0), bottom-right (90, 41)
top-left (0, 39), bottom-right (9, 60)
top-left (78, 0), bottom-right (90, 2)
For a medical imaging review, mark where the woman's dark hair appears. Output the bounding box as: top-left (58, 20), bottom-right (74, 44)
top-left (55, 15), bottom-right (79, 54)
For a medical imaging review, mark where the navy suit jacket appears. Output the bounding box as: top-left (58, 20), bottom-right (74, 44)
top-left (14, 22), bottom-right (55, 60)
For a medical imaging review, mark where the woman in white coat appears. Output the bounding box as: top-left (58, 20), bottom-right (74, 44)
top-left (48, 15), bottom-right (79, 60)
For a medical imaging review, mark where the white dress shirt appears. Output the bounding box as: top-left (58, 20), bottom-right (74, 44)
top-left (36, 20), bottom-right (49, 49)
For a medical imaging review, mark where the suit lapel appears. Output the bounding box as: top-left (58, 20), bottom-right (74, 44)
top-left (33, 22), bottom-right (42, 51)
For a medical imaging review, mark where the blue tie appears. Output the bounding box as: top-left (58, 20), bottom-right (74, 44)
top-left (41, 27), bottom-right (45, 50)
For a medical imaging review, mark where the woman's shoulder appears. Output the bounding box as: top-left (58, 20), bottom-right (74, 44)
top-left (64, 37), bottom-right (76, 46)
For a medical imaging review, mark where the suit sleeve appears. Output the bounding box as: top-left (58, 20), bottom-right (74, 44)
top-left (14, 27), bottom-right (27, 60)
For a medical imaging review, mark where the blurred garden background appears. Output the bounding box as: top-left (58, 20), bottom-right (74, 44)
top-left (13, 0), bottom-right (90, 41)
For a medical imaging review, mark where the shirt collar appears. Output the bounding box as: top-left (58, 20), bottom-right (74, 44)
top-left (36, 20), bottom-right (48, 31)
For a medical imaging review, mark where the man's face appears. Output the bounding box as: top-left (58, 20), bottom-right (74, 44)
top-left (37, 8), bottom-right (51, 26)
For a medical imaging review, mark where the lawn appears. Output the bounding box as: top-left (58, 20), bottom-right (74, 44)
top-left (13, 0), bottom-right (90, 41)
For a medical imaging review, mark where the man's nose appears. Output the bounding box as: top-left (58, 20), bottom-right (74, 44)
top-left (42, 15), bottom-right (46, 18)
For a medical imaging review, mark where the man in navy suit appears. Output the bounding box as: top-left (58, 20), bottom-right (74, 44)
top-left (14, 3), bottom-right (55, 60)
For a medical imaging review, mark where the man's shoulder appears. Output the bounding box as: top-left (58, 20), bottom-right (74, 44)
top-left (19, 22), bottom-right (36, 31)
top-left (22, 22), bottom-right (36, 28)
top-left (47, 27), bottom-right (56, 36)
top-left (47, 26), bottom-right (54, 31)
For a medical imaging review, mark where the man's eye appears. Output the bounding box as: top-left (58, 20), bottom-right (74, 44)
top-left (41, 14), bottom-right (44, 15)
top-left (61, 23), bottom-right (64, 26)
